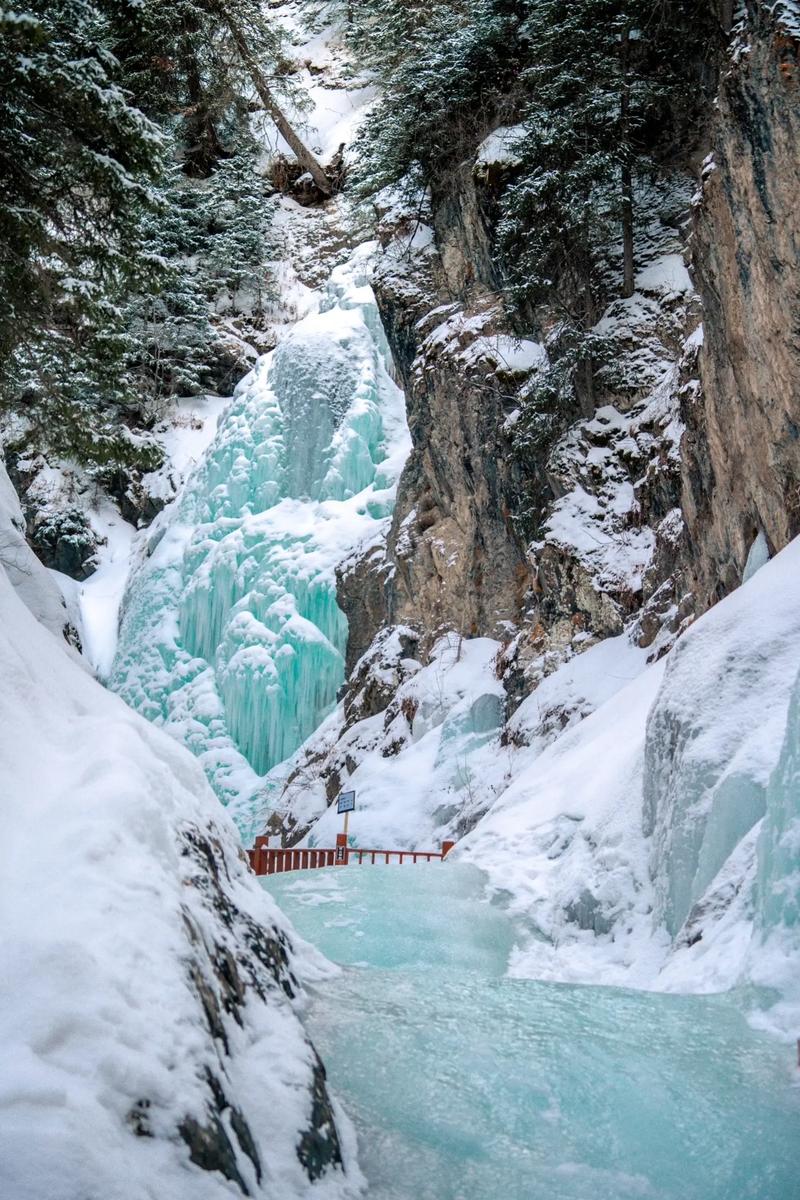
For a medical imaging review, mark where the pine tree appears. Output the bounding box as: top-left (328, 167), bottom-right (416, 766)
top-left (0, 1), bottom-right (161, 387)
top-left (111, 0), bottom-right (332, 189)
top-left (0, 1), bottom-right (165, 468)
top-left (499, 0), bottom-right (716, 319)
top-left (121, 148), bottom-right (278, 407)
top-left (203, 152), bottom-right (277, 320)
top-left (348, 0), bottom-right (528, 197)
top-left (121, 170), bottom-right (217, 408)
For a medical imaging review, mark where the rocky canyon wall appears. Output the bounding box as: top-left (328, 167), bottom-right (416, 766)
top-left (683, 2), bottom-right (800, 607)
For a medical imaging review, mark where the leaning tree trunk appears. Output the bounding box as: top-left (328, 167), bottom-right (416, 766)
top-left (219, 8), bottom-right (333, 196)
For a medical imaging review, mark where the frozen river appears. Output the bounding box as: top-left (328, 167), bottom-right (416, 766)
top-left (263, 863), bottom-right (799, 1200)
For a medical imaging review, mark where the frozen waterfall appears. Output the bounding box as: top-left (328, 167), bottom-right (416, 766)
top-left (110, 246), bottom-right (410, 811)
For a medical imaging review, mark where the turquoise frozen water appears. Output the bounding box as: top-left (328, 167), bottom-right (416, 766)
top-left (109, 262), bottom-right (409, 814)
top-left (264, 864), bottom-right (800, 1200)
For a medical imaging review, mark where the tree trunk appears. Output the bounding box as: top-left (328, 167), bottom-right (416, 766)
top-left (621, 154), bottom-right (635, 298)
top-left (620, 26), bottom-right (635, 298)
top-left (218, 8), bottom-right (333, 196)
top-left (719, 0), bottom-right (734, 35)
top-left (182, 31), bottom-right (224, 176)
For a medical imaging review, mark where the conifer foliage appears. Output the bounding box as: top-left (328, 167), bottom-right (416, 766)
top-left (349, 0), bottom-right (713, 306)
top-left (0, 1), bottom-right (163, 464)
top-left (0, 0), bottom-right (295, 473)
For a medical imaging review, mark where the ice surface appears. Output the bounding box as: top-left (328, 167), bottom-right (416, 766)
top-left (742, 528), bottom-right (770, 583)
top-left (750, 665), bottom-right (800, 1036)
top-left (110, 248), bottom-right (409, 805)
top-left (265, 865), bottom-right (800, 1200)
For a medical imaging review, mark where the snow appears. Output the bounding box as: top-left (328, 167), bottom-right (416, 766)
top-left (462, 536), bottom-right (800, 1019)
top-left (461, 654), bottom-right (669, 988)
top-left (0, 526), bottom-right (357, 1199)
top-left (773, 0), bottom-right (800, 38)
top-left (474, 124), bottom-right (525, 168)
top-left (252, 10), bottom-right (375, 166)
top-left (258, 632), bottom-right (507, 853)
top-left (78, 497), bottom-right (136, 677)
top-left (150, 393), bottom-right (233, 496)
top-left (0, 461), bottom-right (72, 643)
top-left (541, 482), bottom-right (655, 597)
top-left (634, 253), bottom-right (693, 298)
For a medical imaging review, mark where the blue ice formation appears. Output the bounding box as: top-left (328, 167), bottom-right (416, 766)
top-left (109, 250), bottom-right (409, 806)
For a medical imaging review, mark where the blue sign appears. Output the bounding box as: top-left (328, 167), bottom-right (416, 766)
top-left (337, 790), bottom-right (356, 814)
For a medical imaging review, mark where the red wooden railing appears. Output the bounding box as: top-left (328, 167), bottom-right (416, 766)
top-left (248, 835), bottom-right (455, 877)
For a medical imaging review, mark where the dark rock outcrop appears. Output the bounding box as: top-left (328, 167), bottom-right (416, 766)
top-left (28, 506), bottom-right (99, 579)
top-left (372, 187), bottom-right (534, 645)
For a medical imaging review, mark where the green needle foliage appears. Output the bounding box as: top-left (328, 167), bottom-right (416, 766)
top-left (0, 0), bottom-right (285, 474)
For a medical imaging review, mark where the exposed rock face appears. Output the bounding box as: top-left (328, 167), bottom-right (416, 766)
top-left (364, 168), bottom-right (702, 711)
top-left (373, 189), bottom-right (532, 645)
top-left (683, 5), bottom-right (800, 609)
top-left (336, 537), bottom-right (396, 675)
top-left (271, 7), bottom-right (799, 854)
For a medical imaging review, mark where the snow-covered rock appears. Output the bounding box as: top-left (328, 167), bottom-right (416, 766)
top-left (0, 460), bottom-right (74, 643)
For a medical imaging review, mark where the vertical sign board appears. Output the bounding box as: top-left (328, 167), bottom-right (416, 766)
top-left (337, 790), bottom-right (356, 814)
top-left (336, 790), bottom-right (356, 859)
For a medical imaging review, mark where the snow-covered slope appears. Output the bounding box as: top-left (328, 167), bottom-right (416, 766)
top-left (0, 502), bottom-right (356, 1200)
top-left (0, 462), bottom-right (75, 643)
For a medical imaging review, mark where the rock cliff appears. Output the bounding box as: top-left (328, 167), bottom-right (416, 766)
top-left (683, 2), bottom-right (800, 607)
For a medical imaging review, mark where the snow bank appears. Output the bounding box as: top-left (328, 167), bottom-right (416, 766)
top-left (0, 537), bottom-right (356, 1198)
top-left (0, 461), bottom-right (73, 642)
top-left (460, 653), bottom-right (668, 987)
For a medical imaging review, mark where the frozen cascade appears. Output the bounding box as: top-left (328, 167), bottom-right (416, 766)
top-left (110, 246), bottom-right (410, 810)
top-left (752, 664), bottom-right (800, 1024)
top-left (642, 537), bottom-right (800, 938)
top-left (758, 670), bottom-right (800, 933)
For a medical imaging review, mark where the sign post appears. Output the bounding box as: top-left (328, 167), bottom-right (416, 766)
top-left (336, 790), bottom-right (355, 864)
